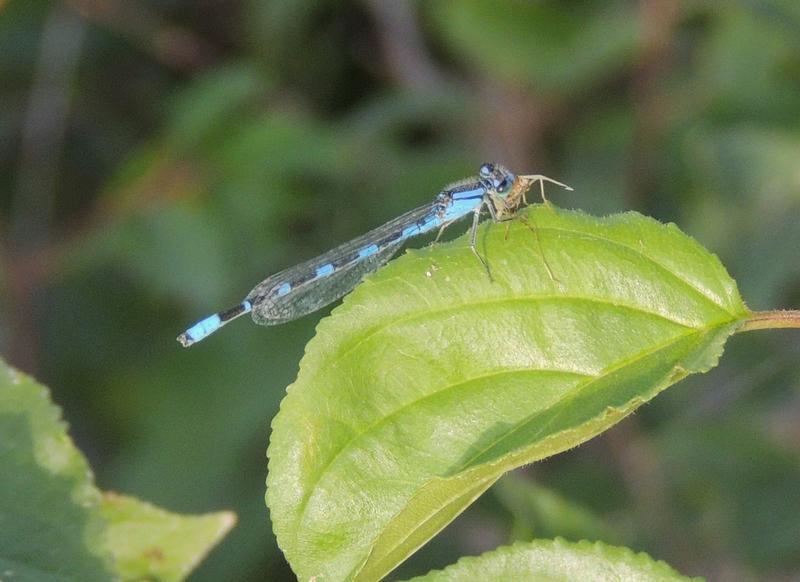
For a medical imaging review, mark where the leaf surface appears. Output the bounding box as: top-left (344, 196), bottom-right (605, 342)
top-left (0, 359), bottom-right (234, 581)
top-left (101, 493), bottom-right (235, 581)
top-left (266, 206), bottom-right (748, 581)
top-left (0, 360), bottom-right (113, 581)
top-left (404, 538), bottom-right (700, 582)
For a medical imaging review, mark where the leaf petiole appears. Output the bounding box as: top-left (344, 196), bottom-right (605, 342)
top-left (739, 310), bottom-right (800, 332)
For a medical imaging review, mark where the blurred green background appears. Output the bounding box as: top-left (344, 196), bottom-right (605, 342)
top-left (2, 0), bottom-right (800, 580)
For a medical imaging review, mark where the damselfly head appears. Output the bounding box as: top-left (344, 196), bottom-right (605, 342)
top-left (479, 162), bottom-right (516, 196)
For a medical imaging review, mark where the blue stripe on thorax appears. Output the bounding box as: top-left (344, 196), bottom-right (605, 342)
top-left (444, 185), bottom-right (485, 222)
top-left (450, 185), bottom-right (485, 202)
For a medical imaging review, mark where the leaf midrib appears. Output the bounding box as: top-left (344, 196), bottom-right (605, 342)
top-left (323, 294), bottom-right (704, 379)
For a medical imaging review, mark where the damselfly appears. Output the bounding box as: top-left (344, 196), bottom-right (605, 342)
top-left (177, 163), bottom-right (570, 347)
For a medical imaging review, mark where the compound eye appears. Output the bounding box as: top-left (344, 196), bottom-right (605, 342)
top-left (479, 163), bottom-right (494, 178)
top-left (496, 178), bottom-right (509, 193)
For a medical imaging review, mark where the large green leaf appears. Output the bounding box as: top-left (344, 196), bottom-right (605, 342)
top-left (267, 205), bottom-right (748, 581)
top-left (0, 359), bottom-right (235, 581)
top-left (404, 538), bottom-right (700, 582)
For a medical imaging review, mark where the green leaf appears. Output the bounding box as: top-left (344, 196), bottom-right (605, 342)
top-left (267, 205), bottom-right (748, 581)
top-left (0, 359), bottom-right (235, 581)
top-left (0, 360), bottom-right (113, 580)
top-left (101, 493), bottom-right (235, 582)
top-left (403, 538), bottom-right (701, 582)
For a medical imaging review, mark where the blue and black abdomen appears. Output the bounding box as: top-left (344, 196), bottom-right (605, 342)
top-left (176, 171), bottom-right (501, 346)
top-left (246, 203), bottom-right (443, 325)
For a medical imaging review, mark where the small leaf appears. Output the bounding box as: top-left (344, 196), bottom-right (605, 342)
top-left (267, 206), bottom-right (748, 581)
top-left (101, 493), bottom-right (235, 582)
top-left (0, 360), bottom-right (114, 580)
top-left (403, 538), bottom-right (701, 582)
top-left (0, 358), bottom-right (235, 580)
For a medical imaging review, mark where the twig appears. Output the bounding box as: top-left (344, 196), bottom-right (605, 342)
top-left (362, 0), bottom-right (447, 91)
top-left (628, 0), bottom-right (681, 211)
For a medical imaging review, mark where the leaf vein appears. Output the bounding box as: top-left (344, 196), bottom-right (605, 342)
top-left (323, 294), bottom-right (699, 376)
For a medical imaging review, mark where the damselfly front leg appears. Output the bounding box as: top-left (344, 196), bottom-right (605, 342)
top-left (434, 220), bottom-right (455, 243)
top-left (469, 201), bottom-right (492, 278)
top-left (496, 174), bottom-right (572, 282)
top-left (516, 213), bottom-right (559, 283)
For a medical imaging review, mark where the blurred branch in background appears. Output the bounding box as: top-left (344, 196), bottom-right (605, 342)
top-left (478, 81), bottom-right (557, 175)
top-left (362, 0), bottom-right (447, 92)
top-left (629, 0), bottom-right (681, 211)
top-left (65, 0), bottom-right (216, 71)
top-left (7, 3), bottom-right (86, 373)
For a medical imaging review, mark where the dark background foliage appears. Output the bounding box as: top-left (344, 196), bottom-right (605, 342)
top-left (2, 1), bottom-right (799, 580)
